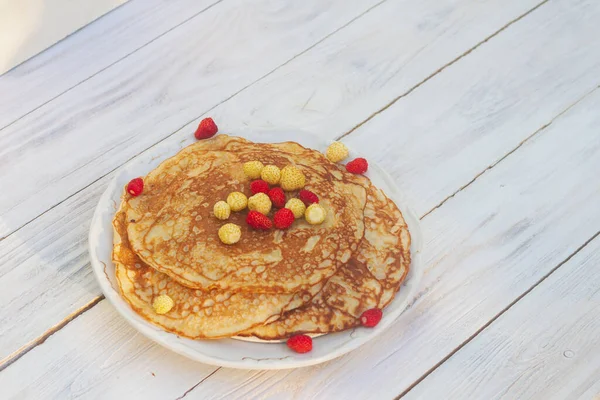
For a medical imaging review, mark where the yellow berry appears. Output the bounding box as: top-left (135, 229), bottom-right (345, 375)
top-left (280, 165), bottom-right (306, 191)
top-left (247, 193), bottom-right (272, 215)
top-left (243, 161), bottom-right (264, 179)
top-left (153, 295), bottom-right (174, 314)
top-left (213, 201), bottom-right (231, 220)
top-left (261, 165), bottom-right (281, 185)
top-left (218, 223), bottom-right (242, 245)
top-left (285, 198), bottom-right (306, 219)
top-left (305, 204), bottom-right (326, 225)
top-left (326, 142), bottom-right (349, 163)
top-left (227, 192), bottom-right (248, 211)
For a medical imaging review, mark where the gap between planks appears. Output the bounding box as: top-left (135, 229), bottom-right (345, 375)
top-left (395, 229), bottom-right (600, 399)
top-left (0, 0), bottom-right (567, 380)
top-left (0, 0), bottom-right (227, 133)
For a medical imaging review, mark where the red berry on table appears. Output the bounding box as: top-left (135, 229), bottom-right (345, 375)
top-left (345, 158), bottom-right (368, 174)
top-left (273, 208), bottom-right (295, 229)
top-left (194, 117), bottom-right (218, 140)
top-left (268, 187), bottom-right (286, 208)
top-left (286, 334), bottom-right (312, 353)
top-left (127, 178), bottom-right (144, 196)
top-left (246, 210), bottom-right (273, 230)
top-left (360, 308), bottom-right (382, 327)
top-left (298, 189), bottom-right (319, 206)
top-left (250, 179), bottom-right (270, 195)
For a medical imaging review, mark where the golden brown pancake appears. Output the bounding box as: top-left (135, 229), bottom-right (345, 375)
top-left (241, 183), bottom-right (411, 339)
top-left (126, 135), bottom-right (367, 293)
top-left (113, 199), bottom-right (324, 339)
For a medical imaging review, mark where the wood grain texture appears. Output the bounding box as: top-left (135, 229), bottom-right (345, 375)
top-left (3, 4), bottom-right (600, 397)
top-left (4, 78), bottom-right (600, 399)
top-left (0, 300), bottom-right (217, 400)
top-left (0, 0), bottom-right (220, 128)
top-left (0, 0), bottom-right (543, 239)
top-left (0, 0), bottom-right (545, 364)
top-left (404, 235), bottom-right (600, 400)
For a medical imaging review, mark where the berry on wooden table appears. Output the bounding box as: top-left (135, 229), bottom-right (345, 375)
top-left (194, 117), bottom-right (218, 140)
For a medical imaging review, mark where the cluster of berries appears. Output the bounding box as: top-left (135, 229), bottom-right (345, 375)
top-left (215, 159), bottom-right (326, 244)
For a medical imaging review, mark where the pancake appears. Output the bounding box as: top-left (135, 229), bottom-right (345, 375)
top-left (113, 199), bottom-right (324, 339)
top-left (126, 135), bottom-right (367, 293)
top-left (240, 182), bottom-right (411, 339)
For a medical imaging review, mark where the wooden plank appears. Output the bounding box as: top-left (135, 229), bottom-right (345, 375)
top-left (0, 0), bottom-right (543, 238)
top-left (4, 79), bottom-right (600, 399)
top-left (0, 0), bottom-right (545, 363)
top-left (4, 14), bottom-right (600, 400)
top-left (0, 0), bottom-right (128, 75)
top-left (0, 301), bottom-right (217, 400)
top-left (0, 0), bottom-right (220, 128)
top-left (181, 72), bottom-right (600, 399)
top-left (403, 235), bottom-right (600, 400)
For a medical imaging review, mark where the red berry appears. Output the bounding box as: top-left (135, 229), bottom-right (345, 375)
top-left (286, 334), bottom-right (312, 354)
top-left (273, 208), bottom-right (294, 229)
top-left (360, 308), bottom-right (382, 327)
top-left (194, 117), bottom-right (218, 140)
top-left (298, 190), bottom-right (319, 206)
top-left (127, 178), bottom-right (144, 196)
top-left (268, 187), bottom-right (286, 208)
top-left (250, 180), bottom-right (270, 195)
top-left (246, 210), bottom-right (272, 230)
top-left (345, 157), bottom-right (368, 174)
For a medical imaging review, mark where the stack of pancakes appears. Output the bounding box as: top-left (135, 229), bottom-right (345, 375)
top-left (112, 135), bottom-right (411, 340)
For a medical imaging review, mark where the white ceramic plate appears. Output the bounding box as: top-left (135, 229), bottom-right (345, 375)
top-left (89, 129), bottom-right (423, 370)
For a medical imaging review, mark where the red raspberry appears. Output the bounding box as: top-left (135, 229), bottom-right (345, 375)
top-left (246, 210), bottom-right (272, 230)
top-left (273, 208), bottom-right (294, 229)
top-left (127, 178), bottom-right (144, 196)
top-left (194, 117), bottom-right (218, 140)
top-left (286, 334), bottom-right (312, 354)
top-left (268, 187), bottom-right (286, 208)
top-left (250, 180), bottom-right (270, 195)
top-left (345, 157), bottom-right (368, 174)
top-left (360, 308), bottom-right (382, 327)
top-left (298, 189), bottom-right (318, 206)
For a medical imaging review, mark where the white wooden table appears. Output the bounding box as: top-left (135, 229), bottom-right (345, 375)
top-left (1, 0), bottom-right (599, 398)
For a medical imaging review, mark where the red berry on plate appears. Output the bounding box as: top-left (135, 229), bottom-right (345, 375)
top-left (194, 117), bottom-right (218, 140)
top-left (273, 208), bottom-right (295, 229)
top-left (286, 334), bottom-right (312, 353)
top-left (246, 210), bottom-right (272, 230)
top-left (250, 179), bottom-right (270, 195)
top-left (127, 177), bottom-right (144, 196)
top-left (345, 157), bottom-right (368, 174)
top-left (298, 189), bottom-right (319, 206)
top-left (268, 187), bottom-right (286, 208)
top-left (360, 308), bottom-right (382, 327)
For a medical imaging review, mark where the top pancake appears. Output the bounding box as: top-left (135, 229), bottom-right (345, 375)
top-left (126, 135), bottom-right (367, 293)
